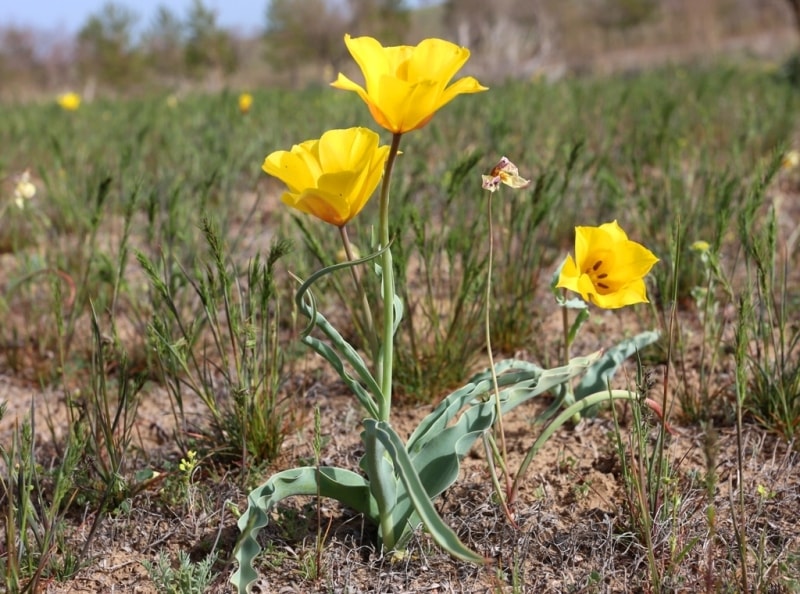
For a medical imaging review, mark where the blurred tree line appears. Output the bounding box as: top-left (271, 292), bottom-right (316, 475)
top-left (0, 0), bottom-right (798, 97)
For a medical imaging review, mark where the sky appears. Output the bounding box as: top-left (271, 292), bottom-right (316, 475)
top-left (0, 0), bottom-right (435, 36)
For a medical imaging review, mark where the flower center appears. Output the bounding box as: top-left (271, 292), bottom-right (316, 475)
top-left (583, 251), bottom-right (614, 293)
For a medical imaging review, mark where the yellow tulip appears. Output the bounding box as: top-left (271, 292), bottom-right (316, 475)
top-left (239, 92), bottom-right (253, 114)
top-left (331, 34), bottom-right (487, 134)
top-left (556, 221), bottom-right (659, 309)
top-left (57, 92), bottom-right (81, 111)
top-left (262, 127), bottom-right (390, 227)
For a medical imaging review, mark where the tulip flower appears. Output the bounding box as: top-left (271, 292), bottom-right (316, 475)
top-left (331, 34), bottom-right (487, 134)
top-left (262, 127), bottom-right (390, 227)
top-left (57, 92), bottom-right (81, 111)
top-left (239, 92), bottom-right (253, 114)
top-left (556, 221), bottom-right (659, 309)
top-left (481, 157), bottom-right (530, 192)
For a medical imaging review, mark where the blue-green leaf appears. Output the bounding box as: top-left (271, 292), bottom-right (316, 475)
top-left (366, 420), bottom-right (486, 565)
top-left (303, 334), bottom-right (379, 418)
top-left (231, 466), bottom-right (376, 593)
top-left (408, 352), bottom-right (601, 456)
top-left (361, 424), bottom-right (399, 547)
top-left (574, 331), bottom-right (660, 400)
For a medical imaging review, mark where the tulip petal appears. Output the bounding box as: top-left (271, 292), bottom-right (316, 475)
top-left (555, 255), bottom-right (581, 293)
top-left (603, 242), bottom-right (659, 285)
top-left (378, 77), bottom-right (439, 132)
top-left (342, 35), bottom-right (391, 94)
top-left (598, 220), bottom-right (629, 243)
top-left (331, 73), bottom-right (369, 101)
top-left (263, 150), bottom-right (318, 193)
top-left (282, 191), bottom-right (349, 227)
top-left (591, 279), bottom-right (649, 309)
top-left (408, 38), bottom-right (470, 82)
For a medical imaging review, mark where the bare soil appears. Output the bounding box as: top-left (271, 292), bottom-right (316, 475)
top-left (1, 286), bottom-right (799, 593)
top-left (2, 147), bottom-right (800, 594)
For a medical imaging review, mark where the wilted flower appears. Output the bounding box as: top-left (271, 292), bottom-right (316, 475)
top-left (331, 34), bottom-right (487, 134)
top-left (481, 157), bottom-right (530, 192)
top-left (239, 92), bottom-right (253, 114)
top-left (556, 221), bottom-right (659, 309)
top-left (57, 92), bottom-right (81, 111)
top-left (13, 170), bottom-right (36, 209)
top-left (262, 127), bottom-right (390, 227)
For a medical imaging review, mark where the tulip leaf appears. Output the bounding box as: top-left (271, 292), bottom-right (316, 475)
top-left (295, 243), bottom-right (390, 306)
top-left (232, 466), bottom-right (377, 593)
top-left (361, 424), bottom-right (399, 546)
top-left (393, 294), bottom-right (403, 336)
top-left (411, 398), bottom-right (495, 499)
top-left (407, 352), bottom-right (601, 456)
top-left (302, 335), bottom-right (380, 418)
top-left (365, 420), bottom-right (486, 565)
top-left (567, 307), bottom-right (590, 345)
top-left (574, 331), bottom-right (660, 400)
top-left (292, 275), bottom-right (382, 416)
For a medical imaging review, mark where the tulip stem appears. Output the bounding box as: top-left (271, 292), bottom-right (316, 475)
top-left (339, 225), bottom-right (379, 373)
top-left (562, 288), bottom-right (571, 362)
top-left (484, 192), bottom-right (512, 504)
top-left (561, 288), bottom-right (580, 421)
top-left (377, 133), bottom-right (403, 422)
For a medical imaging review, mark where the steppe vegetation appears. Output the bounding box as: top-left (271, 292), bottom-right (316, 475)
top-left (2, 0), bottom-right (800, 592)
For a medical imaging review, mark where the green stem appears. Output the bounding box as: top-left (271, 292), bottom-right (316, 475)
top-left (560, 289), bottom-right (579, 423)
top-left (485, 192), bottom-right (511, 499)
top-left (378, 133), bottom-right (403, 422)
top-left (562, 289), bottom-right (571, 363)
top-left (339, 225), bottom-right (379, 373)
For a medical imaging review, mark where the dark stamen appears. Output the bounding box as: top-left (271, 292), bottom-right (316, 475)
top-left (597, 282), bottom-right (609, 289)
top-left (597, 273), bottom-right (608, 279)
top-left (592, 261), bottom-right (602, 271)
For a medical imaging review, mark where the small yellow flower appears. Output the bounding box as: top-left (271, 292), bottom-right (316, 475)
top-left (57, 92), bottom-right (81, 111)
top-left (166, 94), bottom-right (179, 108)
top-left (262, 127), bottom-right (390, 227)
top-left (556, 221), bottom-right (659, 309)
top-left (239, 92), bottom-right (253, 114)
top-left (781, 149), bottom-right (799, 170)
top-left (690, 240), bottom-right (711, 253)
top-left (336, 245), bottom-right (361, 262)
top-left (481, 157), bottom-right (530, 192)
top-left (331, 34), bottom-right (487, 134)
top-left (13, 170), bottom-right (36, 209)
top-left (756, 484), bottom-right (775, 499)
top-left (179, 450), bottom-right (197, 473)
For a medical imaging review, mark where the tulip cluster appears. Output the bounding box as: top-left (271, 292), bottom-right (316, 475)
top-left (234, 33), bottom-right (660, 594)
